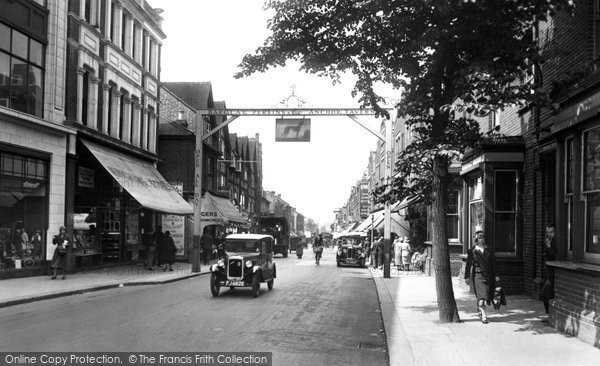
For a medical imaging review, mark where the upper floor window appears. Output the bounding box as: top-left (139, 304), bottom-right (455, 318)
top-left (0, 23), bottom-right (44, 117)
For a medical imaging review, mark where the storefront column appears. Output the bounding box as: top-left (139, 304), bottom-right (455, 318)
top-left (148, 110), bottom-right (156, 153)
top-left (113, 2), bottom-right (123, 49)
top-left (101, 83), bottom-right (111, 135)
top-left (87, 77), bottom-right (99, 130)
top-left (132, 102), bottom-right (142, 147)
top-left (103, 0), bottom-right (112, 40)
top-left (134, 23), bottom-right (143, 64)
top-left (110, 89), bottom-right (122, 139)
top-left (121, 96), bottom-right (132, 144)
top-left (78, 0), bottom-right (86, 19)
top-left (76, 68), bottom-right (85, 124)
top-left (141, 107), bottom-right (148, 150)
top-left (65, 135), bottom-right (78, 273)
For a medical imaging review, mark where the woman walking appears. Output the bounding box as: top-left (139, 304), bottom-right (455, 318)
top-left (464, 229), bottom-right (500, 324)
top-left (50, 226), bottom-right (71, 280)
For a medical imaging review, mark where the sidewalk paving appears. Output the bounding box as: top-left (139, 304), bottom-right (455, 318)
top-left (1, 262), bottom-right (599, 366)
top-left (0, 261), bottom-right (215, 308)
top-left (372, 269), bottom-right (600, 366)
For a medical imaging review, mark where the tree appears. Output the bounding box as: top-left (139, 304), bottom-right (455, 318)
top-left (236, 0), bottom-right (574, 322)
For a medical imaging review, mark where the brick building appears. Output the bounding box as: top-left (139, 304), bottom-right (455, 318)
top-left (529, 0), bottom-right (600, 347)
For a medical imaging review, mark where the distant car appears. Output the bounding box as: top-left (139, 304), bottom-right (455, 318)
top-left (209, 234), bottom-right (276, 298)
top-left (336, 232), bottom-right (367, 268)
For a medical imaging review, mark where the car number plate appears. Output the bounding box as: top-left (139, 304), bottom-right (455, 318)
top-left (225, 280), bottom-right (245, 286)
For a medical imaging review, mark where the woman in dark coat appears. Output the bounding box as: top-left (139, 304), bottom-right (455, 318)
top-left (465, 230), bottom-right (500, 324)
top-left (51, 226), bottom-right (72, 280)
top-left (157, 231), bottom-right (177, 271)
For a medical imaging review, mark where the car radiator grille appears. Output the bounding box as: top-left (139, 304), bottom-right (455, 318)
top-left (347, 248), bottom-right (355, 258)
top-left (228, 259), bottom-right (243, 278)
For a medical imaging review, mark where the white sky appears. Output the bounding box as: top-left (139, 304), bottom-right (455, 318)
top-left (150, 0), bottom-right (397, 227)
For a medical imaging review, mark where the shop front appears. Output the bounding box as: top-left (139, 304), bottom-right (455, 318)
top-left (545, 92), bottom-right (600, 347)
top-left (458, 136), bottom-right (525, 294)
top-left (73, 139), bottom-right (192, 269)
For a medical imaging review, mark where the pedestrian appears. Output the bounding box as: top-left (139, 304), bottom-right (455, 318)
top-left (370, 235), bottom-right (380, 268)
top-left (393, 236), bottom-right (402, 270)
top-left (201, 228), bottom-right (213, 265)
top-left (540, 223), bottom-right (556, 321)
top-left (152, 226), bottom-right (164, 267)
top-left (399, 237), bottom-right (411, 271)
top-left (20, 226), bottom-right (29, 252)
top-left (313, 234), bottom-right (324, 264)
top-left (50, 226), bottom-right (71, 280)
top-left (464, 229), bottom-right (500, 324)
top-left (158, 231), bottom-right (177, 272)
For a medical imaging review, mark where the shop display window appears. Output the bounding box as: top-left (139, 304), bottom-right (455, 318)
top-left (0, 151), bottom-right (48, 270)
top-left (73, 212), bottom-right (100, 255)
top-left (494, 170), bottom-right (517, 254)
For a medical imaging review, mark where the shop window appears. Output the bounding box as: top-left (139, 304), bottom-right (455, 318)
top-left (0, 151), bottom-right (49, 271)
top-left (565, 137), bottom-right (574, 254)
top-left (583, 127), bottom-right (600, 260)
top-left (447, 190), bottom-right (459, 241)
top-left (0, 23), bottom-right (44, 117)
top-left (494, 170), bottom-right (517, 253)
top-left (468, 176), bottom-right (483, 247)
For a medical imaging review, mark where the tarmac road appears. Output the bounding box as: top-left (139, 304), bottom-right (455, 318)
top-left (0, 249), bottom-right (387, 366)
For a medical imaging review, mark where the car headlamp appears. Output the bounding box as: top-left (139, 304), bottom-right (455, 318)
top-left (343, 248), bottom-right (347, 254)
top-left (217, 259), bottom-right (225, 267)
top-left (245, 260), bottom-right (253, 268)
top-left (357, 249), bottom-right (362, 254)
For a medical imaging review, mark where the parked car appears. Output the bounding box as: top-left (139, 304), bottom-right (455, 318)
top-left (336, 232), bottom-right (367, 268)
top-left (209, 234), bottom-right (276, 298)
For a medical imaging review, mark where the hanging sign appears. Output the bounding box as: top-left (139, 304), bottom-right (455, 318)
top-left (275, 118), bottom-right (311, 142)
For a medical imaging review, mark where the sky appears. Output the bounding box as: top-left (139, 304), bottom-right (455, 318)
top-left (149, 0), bottom-right (397, 227)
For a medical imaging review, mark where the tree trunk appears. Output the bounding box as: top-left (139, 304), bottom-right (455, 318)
top-left (431, 155), bottom-right (461, 323)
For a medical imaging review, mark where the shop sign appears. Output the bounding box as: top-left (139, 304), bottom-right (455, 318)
top-left (78, 166), bottom-right (95, 188)
top-left (169, 181), bottom-right (184, 196)
top-left (162, 214), bottom-right (185, 256)
top-left (275, 118), bottom-right (311, 142)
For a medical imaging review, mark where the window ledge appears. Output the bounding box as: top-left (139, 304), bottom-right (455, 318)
top-left (547, 260), bottom-right (600, 274)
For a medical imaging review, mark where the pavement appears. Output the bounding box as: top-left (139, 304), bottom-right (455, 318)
top-left (1, 261), bottom-right (599, 365)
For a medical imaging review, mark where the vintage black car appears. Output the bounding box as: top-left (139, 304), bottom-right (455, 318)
top-left (336, 232), bottom-right (367, 268)
top-left (209, 234), bottom-right (276, 298)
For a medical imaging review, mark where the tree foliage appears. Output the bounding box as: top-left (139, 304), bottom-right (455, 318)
top-left (236, 0), bottom-right (574, 322)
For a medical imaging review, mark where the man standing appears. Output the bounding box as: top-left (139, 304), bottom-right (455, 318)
top-left (540, 223), bottom-right (556, 321)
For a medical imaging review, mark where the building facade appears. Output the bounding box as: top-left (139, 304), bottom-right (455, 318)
top-left (0, 0), bottom-right (76, 278)
top-left (64, 0), bottom-right (192, 268)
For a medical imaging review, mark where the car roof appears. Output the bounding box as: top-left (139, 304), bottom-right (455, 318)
top-left (226, 233), bottom-right (273, 240)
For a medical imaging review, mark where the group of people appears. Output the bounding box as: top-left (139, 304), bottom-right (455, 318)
top-left (365, 234), bottom-right (425, 272)
top-left (464, 224), bottom-right (555, 324)
top-left (200, 229), bottom-right (226, 265)
top-left (143, 226), bottom-right (178, 272)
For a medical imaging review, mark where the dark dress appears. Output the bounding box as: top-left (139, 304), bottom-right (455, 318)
top-left (50, 233), bottom-right (72, 269)
top-left (157, 236), bottom-right (176, 265)
top-left (465, 246), bottom-right (497, 303)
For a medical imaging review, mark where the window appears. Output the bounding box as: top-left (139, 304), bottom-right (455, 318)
top-left (583, 127), bottom-right (600, 259)
top-left (81, 70), bottom-right (89, 125)
top-left (468, 176), bottom-right (483, 248)
top-left (494, 170), bottom-right (518, 253)
top-left (0, 24), bottom-right (44, 117)
top-left (0, 151), bottom-right (49, 270)
top-left (447, 190), bottom-right (459, 241)
top-left (565, 138), bottom-right (573, 254)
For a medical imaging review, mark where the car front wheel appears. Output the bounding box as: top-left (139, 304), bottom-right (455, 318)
top-left (267, 277), bottom-right (274, 290)
top-left (210, 273), bottom-right (220, 297)
top-left (252, 274), bottom-right (260, 298)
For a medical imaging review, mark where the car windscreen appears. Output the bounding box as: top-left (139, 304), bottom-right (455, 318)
top-left (340, 237), bottom-right (362, 246)
top-left (225, 240), bottom-right (260, 253)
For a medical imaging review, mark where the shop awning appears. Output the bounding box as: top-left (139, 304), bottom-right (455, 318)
top-left (201, 192), bottom-right (247, 225)
top-left (82, 139), bottom-right (193, 215)
top-left (393, 195), bottom-right (423, 212)
top-left (354, 209), bottom-right (385, 232)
